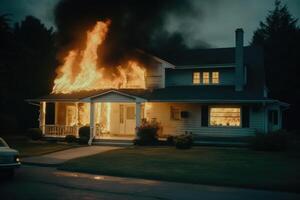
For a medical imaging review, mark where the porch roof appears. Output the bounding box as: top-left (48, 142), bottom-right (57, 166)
top-left (29, 86), bottom-right (277, 103)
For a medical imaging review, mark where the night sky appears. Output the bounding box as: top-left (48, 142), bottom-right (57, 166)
top-left (1, 0), bottom-right (300, 48)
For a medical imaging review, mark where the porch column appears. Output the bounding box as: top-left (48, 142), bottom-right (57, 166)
top-left (75, 102), bottom-right (79, 137)
top-left (135, 102), bottom-right (142, 137)
top-left (89, 102), bottom-right (95, 145)
top-left (40, 102), bottom-right (46, 134)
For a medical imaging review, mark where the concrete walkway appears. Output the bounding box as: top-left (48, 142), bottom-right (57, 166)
top-left (22, 146), bottom-right (121, 166)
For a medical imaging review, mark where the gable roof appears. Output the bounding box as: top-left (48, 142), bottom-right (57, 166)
top-left (159, 46), bottom-right (263, 66)
top-left (28, 46), bottom-right (268, 103)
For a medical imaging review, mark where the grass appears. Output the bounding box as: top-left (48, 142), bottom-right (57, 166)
top-left (2, 135), bottom-right (78, 157)
top-left (9, 141), bottom-right (77, 157)
top-left (59, 146), bottom-right (300, 193)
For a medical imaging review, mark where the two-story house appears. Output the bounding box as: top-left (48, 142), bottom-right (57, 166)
top-left (28, 29), bottom-right (287, 144)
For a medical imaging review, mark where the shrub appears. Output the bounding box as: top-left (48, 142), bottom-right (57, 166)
top-left (65, 135), bottom-right (77, 143)
top-left (79, 126), bottom-right (90, 144)
top-left (250, 130), bottom-right (288, 151)
top-left (27, 128), bottom-right (43, 140)
top-left (166, 135), bottom-right (174, 145)
top-left (174, 133), bottom-right (193, 149)
top-left (134, 119), bottom-right (160, 145)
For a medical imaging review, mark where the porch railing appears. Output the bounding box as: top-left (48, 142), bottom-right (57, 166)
top-left (43, 125), bottom-right (78, 137)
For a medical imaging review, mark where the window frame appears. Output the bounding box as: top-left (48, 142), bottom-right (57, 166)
top-left (192, 72), bottom-right (201, 85)
top-left (208, 105), bottom-right (242, 128)
top-left (203, 72), bottom-right (210, 84)
top-left (212, 72), bottom-right (219, 84)
top-left (170, 106), bottom-right (181, 120)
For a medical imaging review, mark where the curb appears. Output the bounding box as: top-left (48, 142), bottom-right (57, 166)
top-left (22, 162), bottom-right (61, 167)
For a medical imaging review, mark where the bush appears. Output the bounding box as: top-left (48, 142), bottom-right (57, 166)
top-left (174, 133), bottom-right (193, 149)
top-left (79, 126), bottom-right (90, 144)
top-left (134, 119), bottom-right (160, 145)
top-left (27, 128), bottom-right (43, 140)
top-left (65, 135), bottom-right (77, 143)
top-left (166, 135), bottom-right (174, 145)
top-left (251, 130), bottom-right (288, 151)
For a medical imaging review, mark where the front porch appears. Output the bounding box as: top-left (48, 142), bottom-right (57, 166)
top-left (39, 91), bottom-right (146, 141)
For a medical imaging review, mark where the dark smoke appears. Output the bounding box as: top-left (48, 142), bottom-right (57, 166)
top-left (54, 0), bottom-right (204, 66)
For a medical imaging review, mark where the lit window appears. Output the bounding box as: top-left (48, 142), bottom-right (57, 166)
top-left (212, 72), bottom-right (219, 84)
top-left (203, 72), bottom-right (210, 84)
top-left (170, 106), bottom-right (180, 120)
top-left (193, 72), bottom-right (200, 84)
top-left (209, 107), bottom-right (241, 127)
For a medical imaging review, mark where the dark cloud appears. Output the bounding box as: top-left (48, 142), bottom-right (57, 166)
top-left (53, 0), bottom-right (205, 66)
top-left (174, 0), bottom-right (300, 47)
top-left (1, 0), bottom-right (300, 49)
top-left (0, 0), bottom-right (59, 28)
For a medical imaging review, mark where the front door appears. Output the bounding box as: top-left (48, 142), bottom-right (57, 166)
top-left (66, 106), bottom-right (76, 126)
top-left (268, 110), bottom-right (279, 132)
top-left (119, 104), bottom-right (135, 135)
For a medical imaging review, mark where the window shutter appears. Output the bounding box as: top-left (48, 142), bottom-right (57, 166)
top-left (45, 102), bottom-right (55, 125)
top-left (242, 106), bottom-right (250, 128)
top-left (201, 105), bottom-right (208, 127)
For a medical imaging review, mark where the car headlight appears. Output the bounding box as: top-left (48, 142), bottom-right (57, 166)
top-left (15, 155), bottom-right (20, 163)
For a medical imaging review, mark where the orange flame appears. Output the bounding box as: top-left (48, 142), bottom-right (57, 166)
top-left (52, 20), bottom-right (146, 94)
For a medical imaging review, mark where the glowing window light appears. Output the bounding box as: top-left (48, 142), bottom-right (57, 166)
top-left (209, 107), bottom-right (241, 127)
top-left (212, 72), bottom-right (219, 84)
top-left (193, 72), bottom-right (200, 84)
top-left (203, 72), bottom-right (210, 84)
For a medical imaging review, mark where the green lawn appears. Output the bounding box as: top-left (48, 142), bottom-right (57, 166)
top-left (59, 146), bottom-right (300, 192)
top-left (9, 141), bottom-right (77, 157)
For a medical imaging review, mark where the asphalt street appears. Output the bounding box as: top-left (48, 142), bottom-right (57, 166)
top-left (0, 165), bottom-right (299, 200)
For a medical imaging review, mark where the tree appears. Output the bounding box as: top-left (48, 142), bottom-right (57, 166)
top-left (0, 14), bottom-right (19, 130)
top-left (11, 16), bottom-right (57, 129)
top-left (251, 0), bottom-right (300, 130)
top-left (0, 15), bottom-right (57, 130)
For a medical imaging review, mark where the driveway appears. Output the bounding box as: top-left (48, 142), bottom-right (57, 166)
top-left (0, 165), bottom-right (299, 200)
top-left (22, 146), bottom-right (121, 166)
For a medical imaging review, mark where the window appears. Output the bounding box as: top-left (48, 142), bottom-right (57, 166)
top-left (170, 106), bottom-right (180, 120)
top-left (193, 72), bottom-right (200, 84)
top-left (203, 72), bottom-right (210, 84)
top-left (0, 138), bottom-right (8, 147)
top-left (209, 107), bottom-right (241, 127)
top-left (126, 106), bottom-right (135, 120)
top-left (212, 72), bottom-right (219, 84)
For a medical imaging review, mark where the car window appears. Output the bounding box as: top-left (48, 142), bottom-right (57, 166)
top-left (0, 138), bottom-right (8, 147)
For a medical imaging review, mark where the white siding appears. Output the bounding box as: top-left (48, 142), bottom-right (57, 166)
top-left (165, 68), bottom-right (235, 86)
top-left (250, 105), bottom-right (266, 133)
top-left (146, 103), bottom-right (255, 137)
top-left (146, 63), bottom-right (165, 88)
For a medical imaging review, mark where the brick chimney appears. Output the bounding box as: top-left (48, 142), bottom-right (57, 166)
top-left (235, 28), bottom-right (244, 91)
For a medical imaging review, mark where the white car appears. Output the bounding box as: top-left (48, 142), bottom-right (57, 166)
top-left (0, 137), bottom-right (21, 178)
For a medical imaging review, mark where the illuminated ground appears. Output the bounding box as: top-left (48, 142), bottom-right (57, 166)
top-left (60, 146), bottom-right (300, 193)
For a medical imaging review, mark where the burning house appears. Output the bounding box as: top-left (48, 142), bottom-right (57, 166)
top-left (28, 21), bottom-right (287, 144)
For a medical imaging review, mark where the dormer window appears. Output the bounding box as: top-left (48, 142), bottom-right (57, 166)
top-left (212, 72), bottom-right (219, 84)
top-left (193, 72), bottom-right (200, 84)
top-left (203, 72), bottom-right (210, 84)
